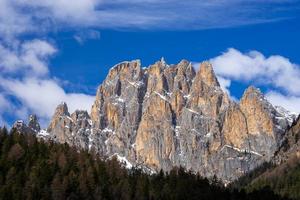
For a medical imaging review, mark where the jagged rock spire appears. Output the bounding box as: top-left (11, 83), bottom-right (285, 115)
top-left (12, 114), bottom-right (41, 134)
top-left (198, 61), bottom-right (220, 87)
top-left (28, 114), bottom-right (41, 132)
top-left (160, 57), bottom-right (166, 66)
top-left (241, 86), bottom-right (263, 100)
top-left (47, 102), bottom-right (70, 134)
top-left (54, 102), bottom-right (70, 116)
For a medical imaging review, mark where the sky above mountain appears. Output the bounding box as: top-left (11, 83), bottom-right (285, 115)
top-left (0, 0), bottom-right (300, 127)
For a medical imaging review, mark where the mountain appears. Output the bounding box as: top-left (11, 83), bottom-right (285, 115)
top-left (24, 59), bottom-right (296, 183)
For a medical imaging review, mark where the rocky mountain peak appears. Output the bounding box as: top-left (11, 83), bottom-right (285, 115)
top-left (176, 59), bottom-right (195, 79)
top-left (12, 120), bottom-right (27, 133)
top-left (47, 102), bottom-right (72, 137)
top-left (107, 60), bottom-right (142, 81)
top-left (71, 110), bottom-right (90, 121)
top-left (160, 57), bottom-right (166, 66)
top-left (240, 86), bottom-right (271, 114)
top-left (13, 114), bottom-right (41, 134)
top-left (197, 61), bottom-right (220, 87)
top-left (241, 86), bottom-right (263, 100)
top-left (28, 114), bottom-right (41, 132)
top-left (54, 102), bottom-right (70, 117)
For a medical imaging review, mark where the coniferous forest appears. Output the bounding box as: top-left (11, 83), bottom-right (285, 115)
top-left (232, 155), bottom-right (300, 200)
top-left (0, 127), bottom-right (293, 200)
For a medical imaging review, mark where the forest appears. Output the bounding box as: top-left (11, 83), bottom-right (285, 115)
top-left (233, 154), bottom-right (300, 200)
top-left (0, 126), bottom-right (294, 200)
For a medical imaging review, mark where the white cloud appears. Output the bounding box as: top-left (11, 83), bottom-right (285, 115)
top-left (0, 40), bottom-right (56, 76)
top-left (0, 39), bottom-right (95, 127)
top-left (0, 0), bottom-right (33, 40)
top-left (210, 48), bottom-right (300, 96)
top-left (0, 94), bottom-right (10, 109)
top-left (21, 0), bottom-right (100, 25)
top-left (207, 48), bottom-right (300, 113)
top-left (0, 94), bottom-right (10, 116)
top-left (1, 78), bottom-right (94, 124)
top-left (266, 91), bottom-right (300, 113)
top-left (74, 29), bottom-right (101, 45)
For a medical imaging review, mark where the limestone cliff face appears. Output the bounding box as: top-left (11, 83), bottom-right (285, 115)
top-left (222, 103), bottom-right (248, 149)
top-left (46, 59), bottom-right (295, 182)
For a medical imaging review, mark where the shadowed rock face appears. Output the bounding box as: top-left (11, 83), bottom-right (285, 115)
top-left (274, 115), bottom-right (300, 164)
top-left (28, 114), bottom-right (40, 132)
top-left (46, 59), bottom-right (295, 182)
top-left (13, 114), bottom-right (41, 134)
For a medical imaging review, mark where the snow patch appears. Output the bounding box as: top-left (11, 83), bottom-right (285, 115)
top-left (38, 129), bottom-right (49, 137)
top-left (186, 108), bottom-right (200, 115)
top-left (204, 132), bottom-right (212, 138)
top-left (175, 126), bottom-right (181, 137)
top-left (221, 145), bottom-right (263, 157)
top-left (127, 80), bottom-right (144, 88)
top-left (66, 116), bottom-right (73, 121)
top-left (17, 120), bottom-right (24, 124)
top-left (88, 135), bottom-right (94, 150)
top-left (117, 97), bottom-right (125, 103)
top-left (274, 106), bottom-right (297, 126)
top-left (184, 94), bottom-right (190, 99)
top-left (166, 92), bottom-right (173, 97)
top-left (103, 128), bottom-right (114, 132)
top-left (154, 91), bottom-right (168, 102)
top-left (110, 153), bottom-right (133, 169)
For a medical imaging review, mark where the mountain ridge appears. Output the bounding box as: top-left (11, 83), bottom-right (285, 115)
top-left (12, 59), bottom-right (297, 183)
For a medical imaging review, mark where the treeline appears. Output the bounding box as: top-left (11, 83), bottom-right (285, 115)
top-left (0, 127), bottom-right (288, 200)
top-left (235, 154), bottom-right (300, 200)
top-left (230, 162), bottom-right (275, 189)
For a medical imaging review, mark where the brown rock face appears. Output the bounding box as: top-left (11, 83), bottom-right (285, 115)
top-left (240, 87), bottom-right (275, 136)
top-left (47, 102), bottom-right (74, 144)
top-left (198, 62), bottom-right (220, 87)
top-left (222, 103), bottom-right (248, 148)
top-left (46, 59), bottom-right (295, 182)
top-left (136, 94), bottom-right (175, 170)
top-left (188, 62), bottom-right (228, 118)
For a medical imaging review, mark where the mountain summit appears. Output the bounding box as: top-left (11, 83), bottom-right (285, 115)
top-left (39, 60), bottom-right (295, 183)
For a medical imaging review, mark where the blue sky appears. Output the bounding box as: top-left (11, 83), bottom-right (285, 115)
top-left (0, 0), bottom-right (300, 127)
